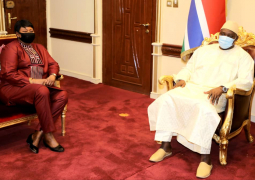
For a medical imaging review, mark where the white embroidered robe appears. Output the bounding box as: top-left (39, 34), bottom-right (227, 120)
top-left (148, 44), bottom-right (254, 154)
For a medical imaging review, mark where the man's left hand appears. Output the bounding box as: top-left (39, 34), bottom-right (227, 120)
top-left (204, 87), bottom-right (223, 105)
top-left (45, 75), bottom-right (56, 86)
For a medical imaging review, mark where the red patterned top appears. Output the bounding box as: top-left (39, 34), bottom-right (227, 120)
top-left (20, 41), bottom-right (43, 79)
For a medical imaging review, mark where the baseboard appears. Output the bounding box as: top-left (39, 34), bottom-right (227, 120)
top-left (91, 78), bottom-right (102, 84)
top-left (251, 115), bottom-right (255, 123)
top-left (60, 69), bottom-right (102, 84)
top-left (150, 92), bottom-right (161, 99)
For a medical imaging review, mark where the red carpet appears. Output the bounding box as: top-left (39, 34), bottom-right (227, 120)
top-left (0, 76), bottom-right (255, 180)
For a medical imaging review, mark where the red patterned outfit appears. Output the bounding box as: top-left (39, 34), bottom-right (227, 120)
top-left (0, 40), bottom-right (68, 133)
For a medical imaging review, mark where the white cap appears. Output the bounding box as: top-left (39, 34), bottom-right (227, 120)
top-left (221, 21), bottom-right (239, 35)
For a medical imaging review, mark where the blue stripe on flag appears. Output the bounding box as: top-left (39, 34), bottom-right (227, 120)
top-left (187, 0), bottom-right (204, 49)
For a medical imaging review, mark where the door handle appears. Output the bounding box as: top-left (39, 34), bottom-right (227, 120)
top-left (140, 23), bottom-right (150, 27)
top-left (8, 13), bottom-right (17, 29)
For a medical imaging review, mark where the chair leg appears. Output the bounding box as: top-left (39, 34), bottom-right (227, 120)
top-left (244, 121), bottom-right (254, 143)
top-left (219, 139), bottom-right (228, 166)
top-left (27, 120), bottom-right (32, 125)
top-left (61, 105), bottom-right (67, 136)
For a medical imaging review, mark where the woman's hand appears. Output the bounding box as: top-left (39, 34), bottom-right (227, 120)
top-left (45, 75), bottom-right (56, 86)
top-left (173, 80), bottom-right (186, 89)
top-left (204, 87), bottom-right (223, 105)
top-left (31, 79), bottom-right (47, 85)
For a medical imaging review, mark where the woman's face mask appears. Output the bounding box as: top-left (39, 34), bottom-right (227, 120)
top-left (19, 32), bottom-right (35, 44)
top-left (218, 35), bottom-right (235, 49)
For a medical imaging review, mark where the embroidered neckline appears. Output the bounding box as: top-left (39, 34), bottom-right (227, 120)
top-left (19, 41), bottom-right (32, 48)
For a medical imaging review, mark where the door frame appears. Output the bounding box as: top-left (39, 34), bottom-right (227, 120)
top-left (102, 0), bottom-right (157, 95)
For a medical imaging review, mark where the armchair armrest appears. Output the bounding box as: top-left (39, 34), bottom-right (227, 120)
top-left (219, 84), bottom-right (254, 138)
top-left (234, 79), bottom-right (255, 96)
top-left (56, 74), bottom-right (64, 81)
top-left (159, 75), bottom-right (174, 91)
top-left (217, 85), bottom-right (236, 165)
top-left (54, 74), bottom-right (64, 88)
top-left (224, 85), bottom-right (254, 98)
top-left (221, 85), bottom-right (236, 133)
top-left (234, 88), bottom-right (254, 96)
top-left (225, 85), bottom-right (236, 99)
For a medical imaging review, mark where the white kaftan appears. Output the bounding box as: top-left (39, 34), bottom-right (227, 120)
top-left (148, 44), bottom-right (254, 154)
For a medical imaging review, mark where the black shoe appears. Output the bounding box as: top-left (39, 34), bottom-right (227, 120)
top-left (43, 140), bottom-right (64, 152)
top-left (26, 134), bottom-right (39, 154)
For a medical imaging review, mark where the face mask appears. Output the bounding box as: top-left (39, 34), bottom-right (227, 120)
top-left (19, 32), bottom-right (35, 44)
top-left (218, 35), bottom-right (235, 49)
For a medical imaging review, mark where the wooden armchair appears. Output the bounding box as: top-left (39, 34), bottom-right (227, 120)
top-left (159, 27), bottom-right (255, 165)
top-left (0, 75), bottom-right (67, 136)
top-left (0, 35), bottom-right (67, 136)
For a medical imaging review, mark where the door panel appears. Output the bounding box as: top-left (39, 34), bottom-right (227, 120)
top-left (103, 0), bottom-right (156, 95)
top-left (4, 0), bottom-right (47, 48)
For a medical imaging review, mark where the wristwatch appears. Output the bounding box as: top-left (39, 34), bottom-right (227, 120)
top-left (176, 79), bottom-right (183, 83)
top-left (50, 73), bottom-right (57, 77)
top-left (221, 86), bottom-right (228, 93)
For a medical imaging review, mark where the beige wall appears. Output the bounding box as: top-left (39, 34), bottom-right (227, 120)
top-left (227, 0), bottom-right (255, 33)
top-left (46, 0), bottom-right (96, 82)
top-left (49, 0), bottom-right (94, 33)
top-left (157, 0), bottom-right (190, 94)
top-left (158, 0), bottom-right (255, 118)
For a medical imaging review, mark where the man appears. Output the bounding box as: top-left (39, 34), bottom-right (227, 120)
top-left (148, 21), bottom-right (254, 178)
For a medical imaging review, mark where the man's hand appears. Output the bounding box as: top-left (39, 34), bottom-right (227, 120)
top-left (31, 79), bottom-right (47, 85)
top-left (45, 75), bottom-right (56, 86)
top-left (204, 87), bottom-right (223, 105)
top-left (173, 80), bottom-right (186, 89)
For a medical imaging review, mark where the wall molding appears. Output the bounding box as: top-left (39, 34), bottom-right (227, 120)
top-left (60, 69), bottom-right (92, 82)
top-left (162, 43), bottom-right (182, 58)
top-left (60, 69), bottom-right (102, 85)
top-left (49, 28), bottom-right (92, 43)
top-left (150, 92), bottom-right (161, 99)
top-left (251, 115), bottom-right (255, 123)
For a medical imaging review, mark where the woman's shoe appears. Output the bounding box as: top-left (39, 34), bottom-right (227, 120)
top-left (43, 140), bottom-right (64, 152)
top-left (26, 134), bottom-right (39, 154)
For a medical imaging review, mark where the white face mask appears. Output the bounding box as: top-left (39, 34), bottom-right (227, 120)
top-left (218, 35), bottom-right (235, 49)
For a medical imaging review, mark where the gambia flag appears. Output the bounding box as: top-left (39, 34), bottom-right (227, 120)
top-left (181, 0), bottom-right (226, 54)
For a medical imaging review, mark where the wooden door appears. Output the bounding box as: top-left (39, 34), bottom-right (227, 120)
top-left (4, 0), bottom-right (47, 48)
top-left (103, 0), bottom-right (156, 95)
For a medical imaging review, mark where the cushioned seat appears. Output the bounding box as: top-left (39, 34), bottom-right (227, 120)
top-left (0, 103), bottom-right (36, 123)
top-left (0, 78), bottom-right (66, 135)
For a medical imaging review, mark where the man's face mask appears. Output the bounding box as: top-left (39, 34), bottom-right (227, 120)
top-left (218, 35), bottom-right (235, 49)
top-left (19, 32), bottom-right (35, 44)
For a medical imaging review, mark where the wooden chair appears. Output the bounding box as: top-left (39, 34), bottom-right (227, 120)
top-left (0, 35), bottom-right (67, 136)
top-left (159, 27), bottom-right (255, 165)
top-left (0, 76), bottom-right (67, 136)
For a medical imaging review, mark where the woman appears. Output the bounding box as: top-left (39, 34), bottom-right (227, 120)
top-left (0, 20), bottom-right (68, 154)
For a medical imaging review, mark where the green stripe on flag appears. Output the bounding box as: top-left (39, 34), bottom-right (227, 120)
top-left (181, 39), bottom-right (185, 53)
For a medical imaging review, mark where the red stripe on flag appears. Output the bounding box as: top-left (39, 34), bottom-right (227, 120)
top-left (202, 0), bottom-right (226, 35)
